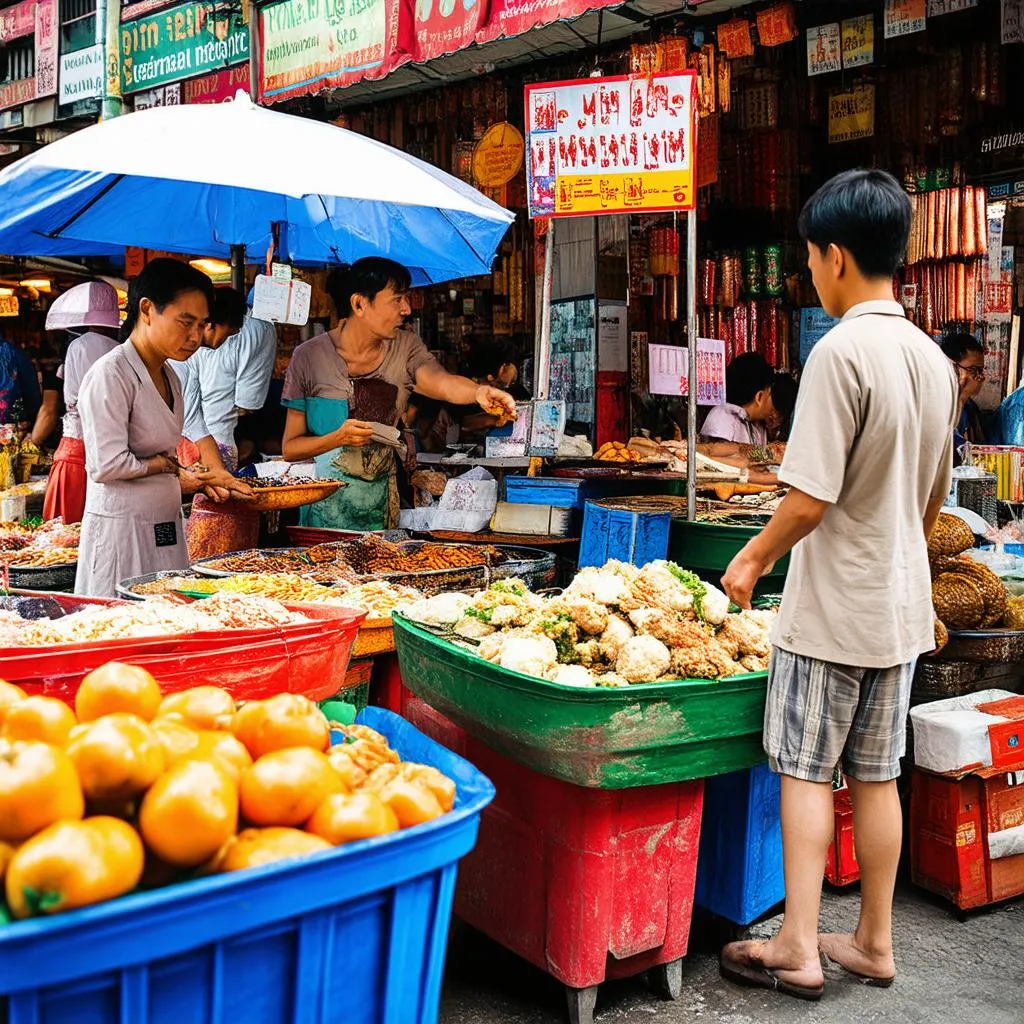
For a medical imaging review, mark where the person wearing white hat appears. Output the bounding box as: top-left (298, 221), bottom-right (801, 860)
top-left (41, 281), bottom-right (121, 524)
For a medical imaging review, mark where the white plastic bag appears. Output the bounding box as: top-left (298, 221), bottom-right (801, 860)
top-left (432, 467), bottom-right (497, 533)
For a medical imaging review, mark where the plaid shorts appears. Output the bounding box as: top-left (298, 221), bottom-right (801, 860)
top-left (764, 648), bottom-right (915, 784)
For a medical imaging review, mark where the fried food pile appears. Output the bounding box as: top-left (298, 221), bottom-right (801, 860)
top-left (401, 560), bottom-right (775, 687)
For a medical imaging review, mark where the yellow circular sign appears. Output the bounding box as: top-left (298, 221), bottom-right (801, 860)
top-left (472, 123), bottom-right (525, 187)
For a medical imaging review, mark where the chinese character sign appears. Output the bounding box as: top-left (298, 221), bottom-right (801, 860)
top-left (648, 339), bottom-right (725, 405)
top-left (524, 72), bottom-right (697, 219)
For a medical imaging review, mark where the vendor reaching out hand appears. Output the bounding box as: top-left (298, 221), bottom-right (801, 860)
top-left (281, 258), bottom-right (515, 529)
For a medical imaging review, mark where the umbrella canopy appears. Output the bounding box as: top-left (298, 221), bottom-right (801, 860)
top-left (0, 93), bottom-right (515, 286)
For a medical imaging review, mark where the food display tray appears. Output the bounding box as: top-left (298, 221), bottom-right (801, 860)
top-left (393, 615), bottom-right (768, 789)
top-left (242, 480), bottom-right (344, 511)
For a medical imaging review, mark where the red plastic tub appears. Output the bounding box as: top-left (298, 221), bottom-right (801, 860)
top-left (404, 698), bottom-right (703, 1022)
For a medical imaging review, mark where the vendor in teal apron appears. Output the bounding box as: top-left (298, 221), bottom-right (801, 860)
top-left (281, 258), bottom-right (516, 530)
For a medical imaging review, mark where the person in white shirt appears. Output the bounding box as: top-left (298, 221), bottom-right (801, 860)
top-left (701, 353), bottom-right (777, 446)
top-left (719, 170), bottom-right (957, 1001)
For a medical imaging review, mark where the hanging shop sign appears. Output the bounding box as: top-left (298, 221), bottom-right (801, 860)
top-left (717, 18), bottom-right (754, 59)
top-left (476, 0), bottom-right (618, 47)
top-left (1002, 0), bottom-right (1024, 44)
top-left (182, 62), bottom-right (250, 102)
top-left (648, 340), bottom-right (725, 405)
top-left (132, 82), bottom-right (181, 107)
top-left (756, 3), bottom-right (798, 47)
top-left (841, 15), bottom-right (874, 68)
top-left (524, 72), bottom-right (697, 219)
top-left (258, 0), bottom-right (402, 103)
top-left (472, 123), bottom-right (524, 187)
top-left (828, 85), bottom-right (875, 144)
top-left (807, 24), bottom-right (841, 77)
top-left (414, 0), bottom-right (485, 63)
top-left (884, 0), bottom-right (927, 39)
top-left (59, 45), bottom-right (104, 105)
top-left (0, 0), bottom-right (58, 111)
top-left (120, 1), bottom-right (250, 94)
top-left (927, 0), bottom-right (977, 14)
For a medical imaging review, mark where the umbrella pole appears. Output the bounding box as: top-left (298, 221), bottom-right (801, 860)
top-left (686, 207), bottom-right (698, 523)
top-left (535, 220), bottom-right (555, 400)
top-left (230, 244), bottom-right (246, 292)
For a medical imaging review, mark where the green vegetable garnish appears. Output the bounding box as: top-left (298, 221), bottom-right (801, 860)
top-left (490, 579), bottom-right (526, 596)
top-left (666, 562), bottom-right (708, 620)
top-left (538, 612), bottom-right (578, 662)
top-left (465, 606), bottom-right (495, 623)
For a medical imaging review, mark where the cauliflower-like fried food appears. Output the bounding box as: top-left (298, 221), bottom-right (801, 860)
top-left (497, 635), bottom-right (558, 678)
top-left (670, 640), bottom-right (741, 680)
top-left (599, 614), bottom-right (634, 662)
top-left (621, 563), bottom-right (695, 616)
top-left (574, 639), bottom-right (603, 668)
top-left (535, 613), bottom-right (579, 663)
top-left (629, 607), bottom-right (713, 651)
top-left (739, 654), bottom-right (769, 673)
top-left (477, 628), bottom-right (533, 663)
top-left (616, 634), bottom-right (671, 683)
top-left (565, 567), bottom-right (632, 607)
top-left (717, 612), bottom-right (772, 659)
top-left (561, 594), bottom-right (610, 635)
top-left (547, 664), bottom-right (595, 687)
top-left (454, 616), bottom-right (495, 639)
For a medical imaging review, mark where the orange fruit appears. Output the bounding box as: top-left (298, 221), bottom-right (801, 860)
top-left (0, 680), bottom-right (27, 727)
top-left (326, 746), bottom-right (366, 790)
top-left (66, 712), bottom-right (165, 802)
top-left (399, 763), bottom-right (456, 813)
top-left (139, 760), bottom-right (238, 867)
top-left (378, 778), bottom-right (444, 828)
top-left (306, 792), bottom-right (399, 845)
top-left (231, 694), bottom-right (330, 760)
top-left (76, 663), bottom-right (162, 722)
top-left (2, 696), bottom-right (76, 746)
top-left (150, 717), bottom-right (202, 763)
top-left (0, 839), bottom-right (15, 883)
top-left (157, 686), bottom-right (236, 731)
top-left (5, 817), bottom-right (144, 919)
top-left (189, 731), bottom-right (252, 784)
top-left (239, 747), bottom-right (343, 827)
top-left (0, 741), bottom-right (85, 843)
top-left (213, 827), bottom-right (331, 872)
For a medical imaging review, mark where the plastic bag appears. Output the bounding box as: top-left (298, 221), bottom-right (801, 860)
top-left (431, 468), bottom-right (497, 533)
top-left (998, 387), bottom-right (1024, 446)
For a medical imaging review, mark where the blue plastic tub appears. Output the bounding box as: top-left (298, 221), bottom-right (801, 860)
top-left (0, 708), bottom-right (494, 1024)
top-left (579, 499), bottom-right (672, 568)
top-left (504, 476), bottom-right (595, 509)
top-left (694, 763), bottom-right (784, 926)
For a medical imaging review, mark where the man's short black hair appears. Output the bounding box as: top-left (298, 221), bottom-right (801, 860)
top-left (725, 352), bottom-right (775, 407)
top-left (325, 257), bottom-right (412, 317)
top-left (940, 331), bottom-right (983, 362)
top-left (210, 287), bottom-right (246, 331)
top-left (798, 169), bottom-right (912, 279)
top-left (770, 373), bottom-right (799, 421)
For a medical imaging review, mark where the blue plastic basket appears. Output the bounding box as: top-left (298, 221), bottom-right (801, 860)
top-left (694, 763), bottom-right (784, 926)
top-left (579, 500), bottom-right (672, 568)
top-left (0, 708), bottom-right (494, 1024)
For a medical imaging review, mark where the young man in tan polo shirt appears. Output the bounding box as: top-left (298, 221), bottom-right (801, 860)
top-left (719, 169), bottom-right (958, 1001)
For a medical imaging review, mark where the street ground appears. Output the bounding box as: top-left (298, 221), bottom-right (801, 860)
top-left (440, 884), bottom-right (1022, 1024)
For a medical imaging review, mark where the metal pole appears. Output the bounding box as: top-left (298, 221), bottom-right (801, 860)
top-left (230, 244), bottom-right (246, 292)
top-left (99, 0), bottom-right (123, 121)
top-left (686, 207), bottom-right (698, 522)
top-left (535, 220), bottom-right (555, 400)
top-left (247, 0), bottom-right (260, 102)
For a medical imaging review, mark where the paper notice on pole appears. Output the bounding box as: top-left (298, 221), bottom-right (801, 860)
top-left (597, 303), bottom-right (628, 372)
top-left (648, 339), bottom-right (726, 405)
top-left (252, 274), bottom-right (310, 325)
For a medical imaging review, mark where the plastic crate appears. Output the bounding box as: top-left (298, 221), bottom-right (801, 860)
top-left (0, 708), bottom-right (494, 1024)
top-left (503, 476), bottom-right (594, 510)
top-left (579, 499), bottom-right (671, 568)
top-left (405, 698), bottom-right (703, 994)
top-left (825, 788), bottom-right (860, 887)
top-left (669, 519), bottom-right (789, 596)
top-left (695, 764), bottom-right (784, 926)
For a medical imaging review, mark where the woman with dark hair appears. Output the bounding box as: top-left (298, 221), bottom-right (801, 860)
top-left (74, 259), bottom-right (239, 597)
top-left (281, 257), bottom-right (515, 530)
top-left (940, 331), bottom-right (986, 455)
top-left (701, 352), bottom-right (779, 445)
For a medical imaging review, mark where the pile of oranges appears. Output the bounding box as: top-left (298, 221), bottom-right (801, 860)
top-left (0, 663), bottom-right (455, 920)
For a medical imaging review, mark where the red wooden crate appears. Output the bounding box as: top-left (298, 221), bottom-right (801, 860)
top-left (372, 652), bottom-right (414, 717)
top-left (910, 768), bottom-right (1024, 910)
top-left (825, 787), bottom-right (860, 886)
top-left (404, 697), bottom-right (704, 991)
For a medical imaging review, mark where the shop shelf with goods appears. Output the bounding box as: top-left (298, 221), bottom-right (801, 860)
top-left (406, 697), bottom-right (699, 1024)
top-left (0, 708), bottom-right (495, 1024)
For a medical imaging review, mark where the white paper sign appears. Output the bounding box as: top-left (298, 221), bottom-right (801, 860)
top-left (928, 0), bottom-right (977, 14)
top-left (252, 273), bottom-right (310, 325)
top-left (58, 44), bottom-right (103, 105)
top-left (597, 303), bottom-right (628, 372)
top-left (1003, 0), bottom-right (1024, 44)
top-left (648, 339), bottom-right (726, 405)
top-left (807, 24), bottom-right (842, 76)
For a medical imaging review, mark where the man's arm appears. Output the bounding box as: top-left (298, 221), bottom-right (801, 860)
top-left (721, 487), bottom-right (830, 609)
top-left (30, 388), bottom-right (60, 446)
top-left (414, 363), bottom-right (516, 418)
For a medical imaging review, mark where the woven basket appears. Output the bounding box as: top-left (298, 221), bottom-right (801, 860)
top-left (912, 658), bottom-right (984, 701)
top-left (5, 562), bottom-right (78, 593)
top-left (941, 629), bottom-right (1024, 663)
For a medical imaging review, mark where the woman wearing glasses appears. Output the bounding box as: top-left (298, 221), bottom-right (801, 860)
top-left (940, 332), bottom-right (987, 460)
top-left (74, 259), bottom-right (243, 597)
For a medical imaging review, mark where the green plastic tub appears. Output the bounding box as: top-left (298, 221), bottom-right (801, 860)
top-left (393, 615), bottom-right (768, 789)
top-left (669, 518), bottom-right (789, 595)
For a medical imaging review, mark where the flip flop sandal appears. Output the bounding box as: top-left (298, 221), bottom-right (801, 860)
top-left (821, 951), bottom-right (895, 988)
top-left (719, 950), bottom-right (825, 1002)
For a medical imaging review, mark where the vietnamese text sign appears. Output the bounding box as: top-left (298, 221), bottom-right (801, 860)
top-left (928, 0), bottom-right (977, 14)
top-left (59, 45), bottom-right (104, 105)
top-left (121, 1), bottom-right (250, 93)
top-left (841, 15), bottom-right (874, 68)
top-left (524, 72), bottom-right (697, 219)
top-left (477, 0), bottom-right (618, 46)
top-left (0, 0), bottom-right (35, 42)
top-left (648, 340), bottom-right (725, 406)
top-left (259, 0), bottom-right (392, 102)
top-left (1003, 0), bottom-right (1024, 44)
top-left (182, 62), bottom-right (250, 102)
top-left (828, 85), bottom-right (875, 144)
top-left (884, 0), bottom-right (926, 38)
top-left (414, 0), bottom-right (484, 63)
top-left (807, 23), bottom-right (841, 76)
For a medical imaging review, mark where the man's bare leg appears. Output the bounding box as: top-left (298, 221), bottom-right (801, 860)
top-left (819, 776), bottom-right (900, 983)
top-left (723, 774), bottom-right (831, 989)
